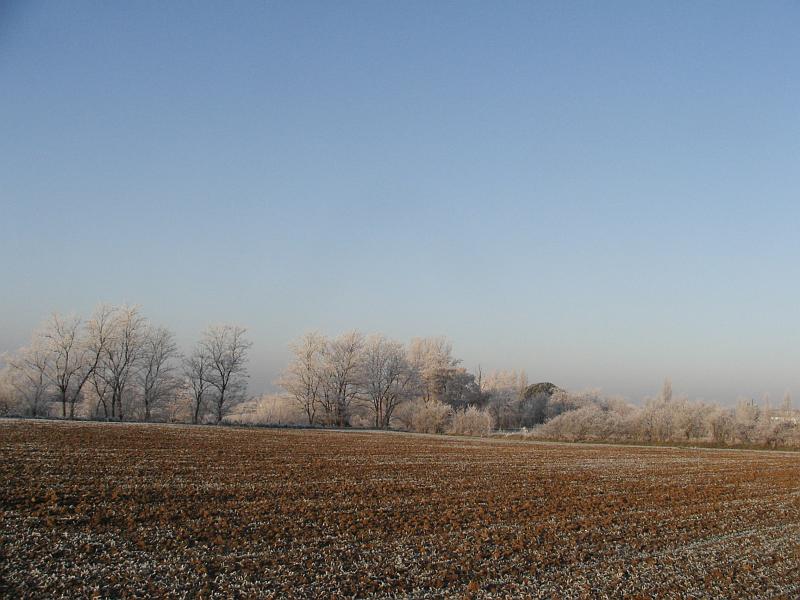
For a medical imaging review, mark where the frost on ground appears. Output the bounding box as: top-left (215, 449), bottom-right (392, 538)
top-left (1, 420), bottom-right (799, 598)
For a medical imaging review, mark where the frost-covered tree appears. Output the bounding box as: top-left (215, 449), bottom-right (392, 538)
top-left (40, 313), bottom-right (103, 419)
top-left (408, 336), bottom-right (460, 402)
top-left (137, 326), bottom-right (180, 422)
top-left (89, 305), bottom-right (149, 420)
top-left (709, 408), bottom-right (734, 444)
top-left (482, 370), bottom-right (528, 429)
top-left (2, 343), bottom-right (51, 417)
top-left (183, 347), bottom-right (213, 424)
top-left (201, 325), bottom-right (252, 424)
top-left (672, 398), bottom-right (713, 440)
top-left (0, 370), bottom-right (18, 416)
top-left (320, 331), bottom-right (364, 426)
top-left (360, 334), bottom-right (418, 428)
top-left (278, 332), bottom-right (327, 425)
top-left (734, 398), bottom-right (761, 444)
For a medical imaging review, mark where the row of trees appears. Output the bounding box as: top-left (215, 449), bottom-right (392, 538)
top-left (280, 332), bottom-right (458, 427)
top-left (0, 306), bottom-right (251, 424)
top-left (2, 316), bottom-right (509, 432)
top-left (277, 331), bottom-right (532, 430)
top-left (4, 308), bottom-right (800, 447)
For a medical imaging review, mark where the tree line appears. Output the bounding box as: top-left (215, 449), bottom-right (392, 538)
top-left (3, 305), bottom-right (800, 448)
top-left (277, 331), bottom-right (502, 429)
top-left (0, 305), bottom-right (251, 424)
top-left (0, 306), bottom-right (530, 431)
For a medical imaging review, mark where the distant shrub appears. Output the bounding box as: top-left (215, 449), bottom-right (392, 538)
top-left (225, 394), bottom-right (305, 425)
top-left (349, 413), bottom-right (374, 429)
top-left (449, 406), bottom-right (494, 437)
top-left (523, 386), bottom-right (800, 449)
top-left (409, 399), bottom-right (452, 434)
top-left (537, 404), bottom-right (619, 442)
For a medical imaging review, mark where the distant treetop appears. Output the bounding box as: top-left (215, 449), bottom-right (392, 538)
top-left (523, 382), bottom-right (562, 399)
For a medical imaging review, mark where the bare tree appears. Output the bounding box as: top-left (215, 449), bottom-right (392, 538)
top-left (3, 344), bottom-right (51, 417)
top-left (321, 331), bottom-right (364, 427)
top-left (278, 332), bottom-right (327, 425)
top-left (408, 336), bottom-right (461, 402)
top-left (673, 398), bottom-right (712, 440)
top-left (709, 408), bottom-right (734, 444)
top-left (92, 305), bottom-right (149, 420)
top-left (162, 382), bottom-right (192, 423)
top-left (183, 347), bottom-right (213, 424)
top-left (41, 313), bottom-right (103, 419)
top-left (483, 370), bottom-right (528, 429)
top-left (202, 325), bottom-right (252, 424)
top-left (87, 368), bottom-right (113, 419)
top-left (734, 397), bottom-right (760, 444)
top-left (361, 334), bottom-right (417, 429)
top-left (138, 326), bottom-right (179, 422)
top-left (84, 305), bottom-right (115, 419)
top-left (0, 369), bottom-right (18, 415)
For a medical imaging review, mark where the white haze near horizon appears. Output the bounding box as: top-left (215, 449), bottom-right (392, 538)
top-left (0, 307), bottom-right (795, 408)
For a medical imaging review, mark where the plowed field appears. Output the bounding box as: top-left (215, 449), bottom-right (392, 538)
top-left (1, 420), bottom-right (799, 598)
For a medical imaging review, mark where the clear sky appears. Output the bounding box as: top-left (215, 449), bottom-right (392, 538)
top-left (2, 2), bottom-right (799, 403)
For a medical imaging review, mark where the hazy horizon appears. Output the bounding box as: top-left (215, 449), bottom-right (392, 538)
top-left (3, 2), bottom-right (800, 405)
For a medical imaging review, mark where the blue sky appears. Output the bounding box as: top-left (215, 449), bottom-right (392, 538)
top-left (2, 2), bottom-right (799, 403)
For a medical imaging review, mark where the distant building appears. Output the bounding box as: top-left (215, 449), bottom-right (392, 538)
top-left (770, 414), bottom-right (799, 425)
